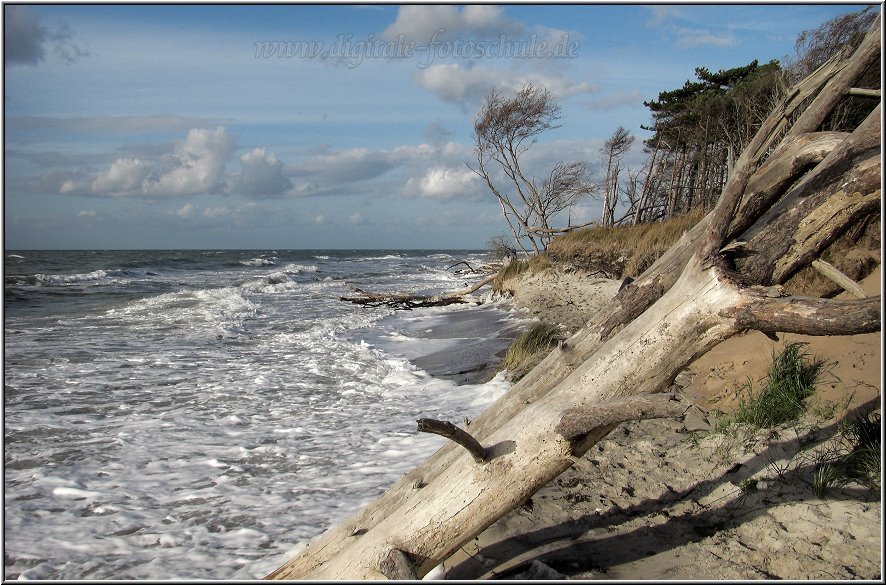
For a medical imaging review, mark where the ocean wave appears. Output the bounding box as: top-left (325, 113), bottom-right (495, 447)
top-left (5, 269), bottom-right (143, 287)
top-left (240, 257), bottom-right (277, 267)
top-left (360, 254), bottom-right (404, 261)
top-left (239, 263), bottom-right (321, 293)
top-left (106, 287), bottom-right (259, 335)
top-left (280, 263), bottom-right (317, 274)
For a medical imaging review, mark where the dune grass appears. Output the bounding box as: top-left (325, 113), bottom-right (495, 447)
top-left (724, 342), bottom-right (826, 429)
top-left (812, 409), bottom-right (882, 496)
top-left (546, 209), bottom-right (705, 278)
top-left (498, 322), bottom-right (562, 379)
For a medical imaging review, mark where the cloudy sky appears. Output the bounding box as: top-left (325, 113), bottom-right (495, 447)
top-left (3, 3), bottom-right (864, 249)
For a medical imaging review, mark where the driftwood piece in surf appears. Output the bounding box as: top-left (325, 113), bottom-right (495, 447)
top-left (340, 271), bottom-right (498, 309)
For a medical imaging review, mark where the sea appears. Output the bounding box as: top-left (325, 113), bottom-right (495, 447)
top-left (3, 249), bottom-right (526, 580)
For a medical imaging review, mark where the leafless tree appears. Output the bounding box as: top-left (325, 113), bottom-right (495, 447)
top-left (598, 126), bottom-right (635, 227)
top-left (469, 85), bottom-right (593, 254)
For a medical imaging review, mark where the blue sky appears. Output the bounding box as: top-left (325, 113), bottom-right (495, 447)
top-left (3, 3), bottom-right (870, 249)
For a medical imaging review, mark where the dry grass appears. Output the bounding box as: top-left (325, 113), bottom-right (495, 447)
top-left (546, 210), bottom-right (705, 279)
top-left (492, 254), bottom-right (551, 293)
top-left (498, 322), bottom-right (562, 381)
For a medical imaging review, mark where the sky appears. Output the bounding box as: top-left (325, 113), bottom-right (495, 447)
top-left (2, 2), bottom-right (871, 250)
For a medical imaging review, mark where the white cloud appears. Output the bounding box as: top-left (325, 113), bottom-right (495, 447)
top-left (645, 6), bottom-right (682, 27)
top-left (641, 6), bottom-right (739, 49)
top-left (76, 210), bottom-right (96, 217)
top-left (176, 203), bottom-right (196, 218)
top-left (292, 147), bottom-right (399, 191)
top-left (288, 141), bottom-right (476, 199)
top-left (415, 63), bottom-right (597, 106)
top-left (145, 127), bottom-right (234, 196)
top-left (382, 5), bottom-right (523, 44)
top-left (90, 158), bottom-right (152, 195)
top-left (202, 207), bottom-right (231, 219)
top-left (348, 212), bottom-right (365, 225)
top-left (403, 166), bottom-right (481, 200)
top-left (314, 214), bottom-right (327, 224)
top-left (234, 147), bottom-right (291, 197)
top-left (673, 27), bottom-right (738, 48)
top-left (63, 127), bottom-right (236, 197)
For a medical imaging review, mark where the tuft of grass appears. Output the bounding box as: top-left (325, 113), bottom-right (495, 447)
top-left (726, 342), bottom-right (825, 429)
top-left (812, 461), bottom-right (843, 497)
top-left (498, 322), bottom-right (562, 377)
top-left (808, 409), bottom-right (880, 498)
top-left (738, 477), bottom-right (759, 494)
top-left (838, 410), bottom-right (881, 489)
top-left (546, 209), bottom-right (704, 279)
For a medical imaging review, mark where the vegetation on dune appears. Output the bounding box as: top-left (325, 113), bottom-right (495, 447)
top-left (491, 254), bottom-right (551, 293)
top-left (498, 322), bottom-right (562, 381)
top-left (546, 209), bottom-right (704, 278)
top-left (723, 342), bottom-right (826, 429)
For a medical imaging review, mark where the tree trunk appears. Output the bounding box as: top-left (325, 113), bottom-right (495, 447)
top-left (265, 20), bottom-right (880, 581)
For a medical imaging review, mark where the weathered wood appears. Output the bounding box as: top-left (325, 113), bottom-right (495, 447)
top-left (725, 293), bottom-right (880, 336)
top-left (811, 259), bottom-right (868, 298)
top-left (446, 260), bottom-right (478, 273)
top-left (556, 392), bottom-right (685, 444)
top-left (782, 17), bottom-right (880, 142)
top-left (378, 549), bottom-right (417, 580)
top-left (341, 271), bottom-right (498, 309)
top-left (740, 159), bottom-right (880, 286)
top-left (416, 418), bottom-right (488, 464)
top-left (848, 87), bottom-right (881, 98)
top-left (729, 131), bottom-right (847, 238)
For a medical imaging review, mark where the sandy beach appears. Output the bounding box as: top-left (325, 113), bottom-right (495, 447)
top-left (438, 264), bottom-right (882, 580)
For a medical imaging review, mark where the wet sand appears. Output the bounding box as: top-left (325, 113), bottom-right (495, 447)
top-left (410, 304), bottom-right (525, 384)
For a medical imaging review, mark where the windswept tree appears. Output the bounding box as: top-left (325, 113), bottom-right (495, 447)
top-left (790, 6), bottom-right (880, 133)
top-left (469, 85), bottom-right (593, 255)
top-left (791, 5), bottom-right (879, 80)
top-left (640, 59), bottom-right (785, 222)
top-left (598, 126), bottom-right (635, 226)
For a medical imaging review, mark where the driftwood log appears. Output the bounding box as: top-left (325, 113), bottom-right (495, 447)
top-left (340, 271), bottom-right (498, 309)
top-left (267, 22), bottom-right (881, 580)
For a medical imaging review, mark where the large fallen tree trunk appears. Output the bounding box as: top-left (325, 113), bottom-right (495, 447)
top-left (266, 21), bottom-right (881, 580)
